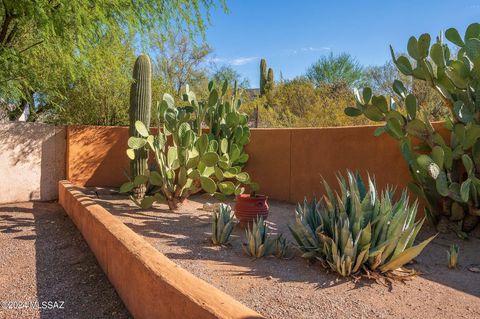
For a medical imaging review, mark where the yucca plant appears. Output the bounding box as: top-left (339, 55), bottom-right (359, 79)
top-left (211, 204), bottom-right (236, 245)
top-left (447, 244), bottom-right (459, 269)
top-left (290, 171), bottom-right (436, 276)
top-left (243, 217), bottom-right (274, 258)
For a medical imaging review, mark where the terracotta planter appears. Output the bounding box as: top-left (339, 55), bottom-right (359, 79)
top-left (234, 194), bottom-right (269, 224)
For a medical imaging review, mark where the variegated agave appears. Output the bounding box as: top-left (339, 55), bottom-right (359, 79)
top-left (243, 217), bottom-right (274, 258)
top-left (211, 204), bottom-right (236, 245)
top-left (289, 171), bottom-right (436, 276)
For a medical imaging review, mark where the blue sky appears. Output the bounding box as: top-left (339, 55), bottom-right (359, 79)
top-left (204, 0), bottom-right (480, 88)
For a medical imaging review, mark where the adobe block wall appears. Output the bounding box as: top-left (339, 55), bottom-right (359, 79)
top-left (58, 181), bottom-right (263, 319)
top-left (0, 123), bottom-right (65, 204)
top-left (65, 124), bottom-right (447, 203)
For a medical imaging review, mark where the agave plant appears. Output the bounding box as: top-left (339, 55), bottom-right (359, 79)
top-left (290, 171), bottom-right (436, 276)
top-left (211, 204), bottom-right (236, 245)
top-left (242, 217), bottom-right (274, 258)
top-left (288, 198), bottom-right (322, 258)
top-left (273, 234), bottom-right (290, 258)
top-left (447, 244), bottom-right (459, 269)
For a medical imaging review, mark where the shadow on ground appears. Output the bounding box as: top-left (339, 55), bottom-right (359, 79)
top-left (85, 187), bottom-right (480, 299)
top-left (0, 202), bottom-right (131, 319)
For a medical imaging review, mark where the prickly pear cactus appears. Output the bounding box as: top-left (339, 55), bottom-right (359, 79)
top-left (345, 23), bottom-right (480, 235)
top-left (129, 54), bottom-right (152, 200)
top-left (185, 80), bottom-right (251, 168)
top-left (121, 82), bottom-right (255, 210)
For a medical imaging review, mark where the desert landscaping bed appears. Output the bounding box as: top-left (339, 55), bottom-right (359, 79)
top-left (83, 187), bottom-right (480, 319)
top-left (0, 202), bottom-right (131, 319)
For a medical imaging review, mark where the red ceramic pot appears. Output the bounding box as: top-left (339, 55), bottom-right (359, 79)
top-left (234, 194), bottom-right (269, 224)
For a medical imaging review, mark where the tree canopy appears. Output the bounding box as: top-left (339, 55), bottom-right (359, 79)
top-left (211, 65), bottom-right (250, 89)
top-left (0, 0), bottom-right (226, 121)
top-left (305, 52), bottom-right (364, 87)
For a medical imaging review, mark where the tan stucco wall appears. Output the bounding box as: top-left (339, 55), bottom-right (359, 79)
top-left (65, 124), bottom-right (447, 204)
top-left (0, 123), bottom-right (66, 203)
top-left (59, 181), bottom-right (263, 319)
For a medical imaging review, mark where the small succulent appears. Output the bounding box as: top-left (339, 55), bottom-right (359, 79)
top-left (289, 171), bottom-right (436, 276)
top-left (242, 217), bottom-right (274, 258)
top-left (447, 244), bottom-right (459, 269)
top-left (274, 234), bottom-right (290, 258)
top-left (211, 204), bottom-right (236, 245)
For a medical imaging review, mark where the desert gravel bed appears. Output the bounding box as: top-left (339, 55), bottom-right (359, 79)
top-left (0, 201), bottom-right (131, 319)
top-left (86, 188), bottom-right (480, 319)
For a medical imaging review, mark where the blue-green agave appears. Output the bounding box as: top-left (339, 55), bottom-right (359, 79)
top-left (243, 217), bottom-right (274, 258)
top-left (289, 171), bottom-right (436, 276)
top-left (211, 204), bottom-right (236, 245)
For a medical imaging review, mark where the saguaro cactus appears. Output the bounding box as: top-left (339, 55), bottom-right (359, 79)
top-left (259, 58), bottom-right (274, 96)
top-left (260, 58), bottom-right (267, 96)
top-left (129, 54), bottom-right (152, 199)
top-left (266, 67), bottom-right (274, 92)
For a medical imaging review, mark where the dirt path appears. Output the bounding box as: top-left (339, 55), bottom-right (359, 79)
top-left (88, 189), bottom-right (480, 319)
top-left (0, 202), bottom-right (131, 319)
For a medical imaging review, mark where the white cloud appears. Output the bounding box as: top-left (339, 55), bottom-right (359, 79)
top-left (229, 56), bottom-right (258, 65)
top-left (207, 56), bottom-right (258, 66)
top-left (289, 47), bottom-right (331, 55)
top-left (301, 46), bottom-right (330, 52)
top-left (208, 57), bottom-right (224, 63)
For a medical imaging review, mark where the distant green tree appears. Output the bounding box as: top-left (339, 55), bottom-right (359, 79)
top-left (53, 38), bottom-right (136, 125)
top-left (305, 52), bottom-right (364, 87)
top-left (242, 77), bottom-right (371, 128)
top-left (154, 33), bottom-right (212, 96)
top-left (0, 0), bottom-right (226, 121)
top-left (364, 60), bottom-right (449, 121)
top-left (211, 65), bottom-right (250, 89)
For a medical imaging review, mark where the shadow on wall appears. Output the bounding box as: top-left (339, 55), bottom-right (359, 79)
top-left (0, 123), bottom-right (65, 203)
top-left (67, 126), bottom-right (130, 187)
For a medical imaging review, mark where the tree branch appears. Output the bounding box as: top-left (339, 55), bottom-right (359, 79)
top-left (0, 14), bottom-right (12, 45)
top-left (4, 21), bottom-right (17, 45)
top-left (18, 40), bottom-right (44, 53)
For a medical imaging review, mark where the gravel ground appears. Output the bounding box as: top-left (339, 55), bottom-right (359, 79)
top-left (0, 201), bottom-right (131, 319)
top-left (86, 188), bottom-right (480, 319)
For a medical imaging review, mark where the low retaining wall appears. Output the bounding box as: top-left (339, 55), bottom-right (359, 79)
top-left (58, 180), bottom-right (263, 319)
top-left (0, 123), bottom-right (65, 204)
top-left (66, 124), bottom-right (446, 203)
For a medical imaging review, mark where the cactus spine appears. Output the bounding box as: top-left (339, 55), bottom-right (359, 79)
top-left (129, 54), bottom-right (152, 200)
